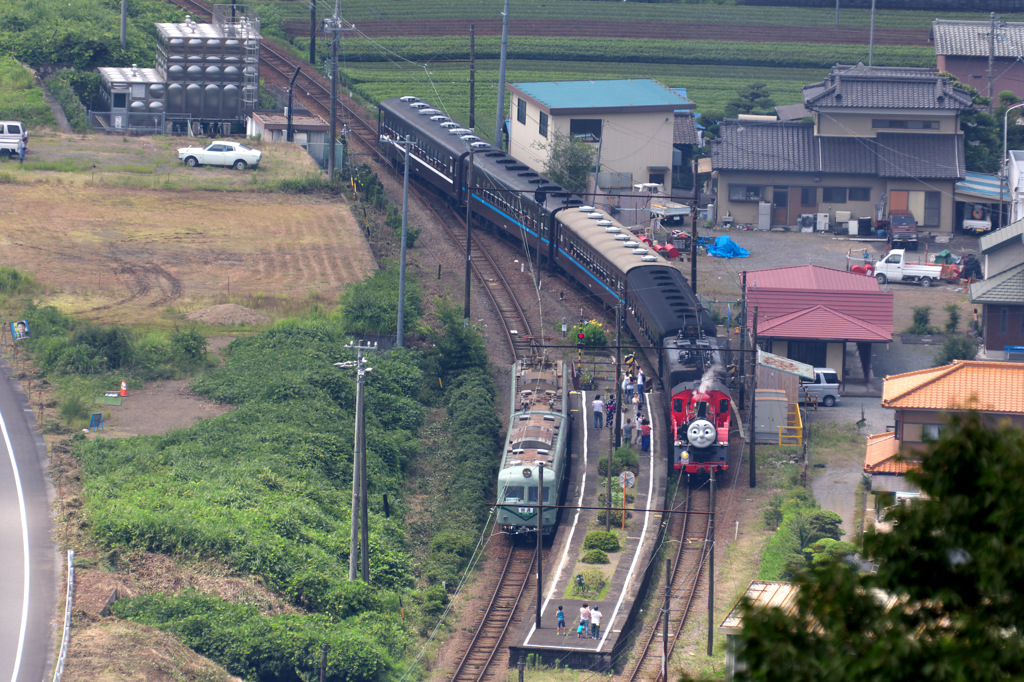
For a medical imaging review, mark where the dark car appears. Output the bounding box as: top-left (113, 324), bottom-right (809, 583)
top-left (887, 210), bottom-right (919, 251)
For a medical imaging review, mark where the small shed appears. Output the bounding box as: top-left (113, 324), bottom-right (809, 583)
top-left (246, 111), bottom-right (329, 145)
top-left (719, 581), bottom-right (801, 680)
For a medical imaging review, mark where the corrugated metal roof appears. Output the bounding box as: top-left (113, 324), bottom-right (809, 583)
top-left (970, 263), bottom-right (1024, 304)
top-left (863, 432), bottom-right (915, 474)
top-left (956, 171), bottom-right (1009, 202)
top-left (932, 19), bottom-right (1024, 57)
top-left (979, 218), bottom-right (1024, 253)
top-left (757, 304), bottom-right (892, 342)
top-left (510, 79), bottom-right (691, 112)
top-left (748, 265), bottom-right (880, 291)
top-left (757, 349), bottom-right (815, 379)
top-left (747, 289), bottom-right (894, 337)
top-left (881, 360), bottom-right (1024, 413)
top-left (720, 581), bottom-right (801, 635)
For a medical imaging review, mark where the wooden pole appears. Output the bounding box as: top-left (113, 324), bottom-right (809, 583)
top-left (749, 307), bottom-right (759, 488)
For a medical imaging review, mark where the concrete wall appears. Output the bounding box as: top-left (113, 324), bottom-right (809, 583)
top-left (826, 342), bottom-right (845, 379)
top-left (508, 94), bottom-right (548, 173)
top-left (983, 244), bottom-right (1024, 279)
top-left (939, 55), bottom-right (1024, 103)
top-left (815, 110), bottom-right (958, 137)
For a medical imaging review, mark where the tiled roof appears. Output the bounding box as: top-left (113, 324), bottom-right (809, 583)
top-left (979, 218), bottom-right (1024, 253)
top-left (711, 120), bottom-right (965, 179)
top-left (932, 20), bottom-right (1024, 58)
top-left (747, 290), bottom-right (894, 338)
top-left (881, 360), bottom-right (1024, 413)
top-left (802, 63), bottom-right (973, 111)
top-left (757, 305), bottom-right (891, 342)
top-left (775, 103), bottom-right (810, 121)
top-left (863, 432), bottom-right (916, 475)
top-left (509, 79), bottom-right (691, 112)
top-left (748, 264), bottom-right (882, 291)
top-left (970, 263), bottom-right (1024, 305)
top-left (673, 112), bottom-right (699, 146)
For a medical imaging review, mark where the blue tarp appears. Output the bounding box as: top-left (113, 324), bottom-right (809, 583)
top-left (708, 235), bottom-right (750, 259)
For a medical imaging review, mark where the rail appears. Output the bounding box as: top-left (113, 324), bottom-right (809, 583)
top-left (52, 550), bottom-right (74, 682)
top-left (624, 478), bottom-right (712, 682)
top-left (450, 543), bottom-right (536, 682)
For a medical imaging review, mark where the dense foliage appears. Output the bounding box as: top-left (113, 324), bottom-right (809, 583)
top-left (724, 82), bottom-right (777, 118)
top-left (759, 488), bottom-right (847, 580)
top-left (538, 132), bottom-right (596, 195)
top-left (735, 414), bottom-right (1024, 681)
top-left (339, 262), bottom-right (423, 337)
top-left (0, 56), bottom-right (57, 128)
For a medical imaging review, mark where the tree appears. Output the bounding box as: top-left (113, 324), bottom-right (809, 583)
top-left (725, 83), bottom-right (776, 119)
top-left (733, 413), bottom-right (1024, 681)
top-left (942, 72), bottom-right (1002, 174)
top-left (535, 132), bottom-right (596, 194)
top-left (932, 334), bottom-right (978, 366)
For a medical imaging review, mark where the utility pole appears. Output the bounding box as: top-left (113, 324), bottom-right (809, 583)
top-left (464, 150), bottom-right (475, 320)
top-left (690, 180), bottom-right (698, 294)
top-left (707, 466), bottom-right (716, 656)
top-left (988, 12), bottom-right (998, 114)
top-left (325, 3), bottom-right (354, 181)
top-left (319, 644), bottom-right (328, 682)
top-left (535, 461), bottom-right (545, 630)
top-left (469, 25), bottom-right (476, 129)
top-left (662, 559), bottom-right (670, 682)
top-left (614, 299), bottom-right (623, 450)
top-left (749, 308), bottom-right (758, 489)
top-left (120, 0), bottom-right (127, 49)
top-left (286, 66), bottom-right (301, 142)
top-left (397, 135), bottom-right (412, 347)
top-left (337, 341), bottom-right (377, 581)
top-left (834, 0), bottom-right (839, 26)
top-left (494, 0), bottom-right (510, 148)
top-left (868, 0), bottom-right (876, 66)
top-left (739, 271), bottom-right (747, 411)
top-left (309, 0), bottom-right (316, 66)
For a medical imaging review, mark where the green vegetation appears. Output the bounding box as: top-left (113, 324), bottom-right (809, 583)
top-left (759, 489), bottom-right (847, 580)
top-left (339, 262), bottom-right (423, 337)
top-left (724, 82), bottom-right (777, 118)
top-left (0, 56), bottom-right (57, 128)
top-left (572, 320), bottom-right (607, 348)
top-left (44, 70), bottom-right (90, 132)
top-left (933, 334), bottom-right (978, 367)
top-left (583, 530), bottom-right (621, 553)
top-left (581, 549), bottom-right (610, 564)
top-left (943, 302), bottom-right (961, 334)
top-left (597, 446), bottom-right (639, 478)
top-left (537, 132), bottom-right (596, 195)
top-left (907, 305), bottom-right (935, 335)
top-left (0, 266), bottom-right (39, 296)
top-left (734, 414), bottom-right (1024, 681)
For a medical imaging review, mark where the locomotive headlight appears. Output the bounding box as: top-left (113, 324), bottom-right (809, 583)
top-left (681, 451), bottom-right (689, 459)
top-left (675, 440), bottom-right (683, 447)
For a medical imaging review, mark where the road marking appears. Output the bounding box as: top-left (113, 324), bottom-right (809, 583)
top-left (0, 404), bottom-right (30, 682)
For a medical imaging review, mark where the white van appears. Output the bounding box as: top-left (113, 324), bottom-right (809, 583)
top-left (799, 368), bottom-right (841, 407)
top-left (0, 121), bottom-right (27, 158)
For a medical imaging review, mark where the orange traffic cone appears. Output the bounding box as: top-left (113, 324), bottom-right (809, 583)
top-left (120, 380), bottom-right (127, 397)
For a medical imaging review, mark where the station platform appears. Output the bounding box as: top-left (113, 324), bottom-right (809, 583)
top-left (507, 387), bottom-right (669, 672)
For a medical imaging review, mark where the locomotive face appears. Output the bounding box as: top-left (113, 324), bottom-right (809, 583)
top-left (687, 418), bottom-right (716, 448)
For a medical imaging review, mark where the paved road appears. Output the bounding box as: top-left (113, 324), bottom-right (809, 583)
top-left (0, 360), bottom-right (55, 682)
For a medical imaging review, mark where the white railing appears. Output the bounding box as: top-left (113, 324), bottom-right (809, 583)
top-left (52, 550), bottom-right (74, 682)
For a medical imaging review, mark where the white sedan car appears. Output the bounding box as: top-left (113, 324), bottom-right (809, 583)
top-left (177, 141), bottom-right (262, 170)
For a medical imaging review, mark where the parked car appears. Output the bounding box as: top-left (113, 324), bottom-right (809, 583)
top-left (886, 210), bottom-right (919, 250)
top-left (799, 368), bottom-right (841, 407)
top-left (177, 140), bottom-right (261, 169)
top-left (0, 121), bottom-right (26, 158)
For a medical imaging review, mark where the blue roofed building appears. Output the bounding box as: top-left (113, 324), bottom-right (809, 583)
top-left (506, 78), bottom-right (694, 191)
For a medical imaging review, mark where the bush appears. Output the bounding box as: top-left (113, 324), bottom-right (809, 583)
top-left (570, 320), bottom-right (607, 347)
top-left (944, 303), bottom-right (961, 334)
top-left (933, 335), bottom-right (978, 367)
top-left (907, 306), bottom-right (935, 335)
top-left (580, 568), bottom-right (607, 595)
top-left (597, 446), bottom-right (639, 477)
top-left (171, 326), bottom-right (207, 363)
top-left (0, 266), bottom-right (38, 296)
top-left (58, 393), bottom-right (90, 424)
top-left (764, 493), bottom-right (784, 530)
top-left (581, 549), bottom-right (609, 564)
top-left (338, 261), bottom-right (423, 336)
top-left (583, 530), bottom-right (620, 553)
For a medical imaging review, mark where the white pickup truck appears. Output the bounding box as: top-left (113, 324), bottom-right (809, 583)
top-left (872, 249), bottom-right (960, 287)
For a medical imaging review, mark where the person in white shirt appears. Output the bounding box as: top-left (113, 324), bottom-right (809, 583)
top-left (590, 605), bottom-right (602, 638)
top-left (592, 396), bottom-right (605, 429)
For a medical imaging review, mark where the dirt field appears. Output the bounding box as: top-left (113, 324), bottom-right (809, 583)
top-left (0, 182), bottom-right (375, 325)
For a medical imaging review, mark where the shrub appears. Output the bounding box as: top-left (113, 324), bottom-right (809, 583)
top-left (58, 393), bottom-right (90, 424)
top-left (596, 509), bottom-right (629, 527)
top-left (580, 568), bottom-right (607, 595)
top-left (944, 303), bottom-right (961, 334)
top-left (764, 493), bottom-right (784, 530)
top-left (338, 262), bottom-right (423, 336)
top-left (0, 267), bottom-right (38, 296)
top-left (597, 446), bottom-right (639, 477)
top-left (583, 530), bottom-right (620, 553)
top-left (581, 549), bottom-right (609, 564)
top-left (907, 306), bottom-right (934, 335)
top-left (570, 320), bottom-right (607, 347)
top-left (171, 325), bottom-right (207, 363)
top-left (933, 335), bottom-right (978, 367)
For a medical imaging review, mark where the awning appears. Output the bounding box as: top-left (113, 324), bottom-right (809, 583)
top-left (955, 171), bottom-right (1008, 202)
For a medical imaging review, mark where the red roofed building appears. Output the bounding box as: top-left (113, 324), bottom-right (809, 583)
top-left (746, 265), bottom-right (894, 382)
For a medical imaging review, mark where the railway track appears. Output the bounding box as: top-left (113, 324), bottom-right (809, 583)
top-left (451, 543), bottom-right (537, 682)
top-left (624, 476), bottom-right (713, 682)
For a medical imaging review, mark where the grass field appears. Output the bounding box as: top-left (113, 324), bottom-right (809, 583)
top-left (256, 0), bottom-right (1022, 29)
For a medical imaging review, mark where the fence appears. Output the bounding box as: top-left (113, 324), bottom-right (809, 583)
top-left (305, 139), bottom-right (346, 171)
top-left (52, 550), bottom-right (74, 682)
top-left (88, 111), bottom-right (167, 135)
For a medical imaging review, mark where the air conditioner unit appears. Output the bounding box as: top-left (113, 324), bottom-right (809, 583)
top-left (835, 210), bottom-right (852, 223)
top-left (815, 213), bottom-right (830, 231)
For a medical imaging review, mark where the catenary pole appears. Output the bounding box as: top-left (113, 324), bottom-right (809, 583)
top-left (348, 346), bottom-right (363, 580)
top-left (327, 0), bottom-right (339, 182)
top-left (663, 558), bottom-right (671, 681)
top-left (536, 461), bottom-right (544, 629)
top-left (464, 150), bottom-right (475, 320)
top-left (359, 358), bottom-right (369, 583)
top-left (989, 12), bottom-right (997, 115)
top-left (121, 0), bottom-right (127, 49)
top-left (749, 307), bottom-right (759, 488)
top-left (494, 0), bottom-right (510, 148)
top-left (690, 181), bottom-right (698, 293)
top-left (707, 466), bottom-right (716, 656)
top-left (739, 271), bottom-right (747, 410)
top-left (286, 66), bottom-right (301, 142)
top-left (469, 25), bottom-right (476, 129)
top-left (868, 0), bottom-right (876, 66)
top-left (397, 135), bottom-right (411, 347)
top-left (309, 0), bottom-right (316, 65)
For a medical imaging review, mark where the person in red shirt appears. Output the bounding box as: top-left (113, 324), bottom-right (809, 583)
top-left (640, 419), bottom-right (652, 451)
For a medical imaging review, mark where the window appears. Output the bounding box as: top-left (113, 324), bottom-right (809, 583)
top-left (801, 187), bottom-right (817, 206)
top-left (6, 124), bottom-right (21, 135)
top-left (923, 191), bottom-right (940, 227)
top-left (503, 486), bottom-right (525, 502)
top-left (649, 173), bottom-right (665, 185)
top-left (773, 188), bottom-right (788, 207)
top-left (849, 187), bottom-right (870, 201)
top-left (728, 185), bottom-right (764, 201)
top-left (1001, 307), bottom-right (1009, 334)
top-left (527, 486), bottom-right (550, 503)
top-left (822, 187), bottom-right (847, 203)
top-left (872, 119), bottom-right (939, 129)
top-left (922, 424), bottom-right (944, 441)
top-left (539, 112), bottom-right (548, 138)
top-left (113, 92), bottom-right (127, 108)
top-left (569, 118), bottom-right (601, 142)
top-left (517, 98), bottom-right (527, 125)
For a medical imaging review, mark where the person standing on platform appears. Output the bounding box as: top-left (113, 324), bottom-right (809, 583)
top-left (592, 396), bottom-right (605, 429)
top-left (557, 605), bottom-right (566, 636)
top-left (623, 414), bottom-right (635, 447)
top-left (640, 418), bottom-right (652, 451)
top-left (579, 603), bottom-right (591, 638)
top-left (633, 410), bottom-right (643, 444)
top-left (590, 605), bottom-right (602, 639)
top-left (636, 370), bottom-right (644, 397)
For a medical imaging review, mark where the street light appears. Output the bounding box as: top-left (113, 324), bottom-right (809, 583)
top-left (1000, 102), bottom-right (1024, 227)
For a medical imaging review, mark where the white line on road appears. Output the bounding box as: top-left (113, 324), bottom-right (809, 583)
top-left (0, 405), bottom-right (31, 682)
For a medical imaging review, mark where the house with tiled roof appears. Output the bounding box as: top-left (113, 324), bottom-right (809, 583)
top-left (506, 79), bottom-right (693, 191)
top-left (746, 264), bottom-right (894, 382)
top-left (978, 218), bottom-right (1024, 280)
top-left (970, 263), bottom-right (1024, 360)
top-left (881, 360), bottom-right (1024, 451)
top-left (863, 431), bottom-right (923, 528)
top-left (711, 64), bottom-right (969, 231)
top-left (932, 19), bottom-right (1024, 104)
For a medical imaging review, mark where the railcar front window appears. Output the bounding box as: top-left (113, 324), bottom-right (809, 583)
top-left (527, 487), bottom-right (550, 503)
top-left (504, 486), bottom-right (525, 502)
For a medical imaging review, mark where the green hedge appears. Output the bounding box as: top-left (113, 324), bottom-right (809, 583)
top-left (0, 56), bottom-right (56, 128)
